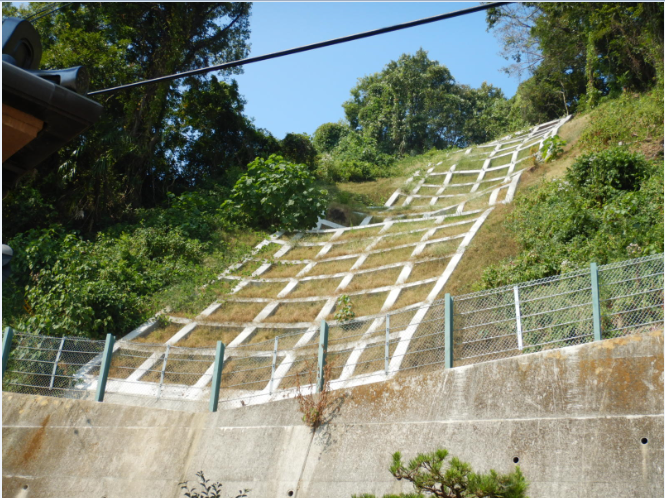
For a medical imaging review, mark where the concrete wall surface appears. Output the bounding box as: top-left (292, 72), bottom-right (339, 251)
top-left (3, 330), bottom-right (663, 498)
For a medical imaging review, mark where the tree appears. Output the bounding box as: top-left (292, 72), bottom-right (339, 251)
top-left (313, 122), bottom-right (350, 153)
top-left (4, 3), bottom-right (253, 229)
top-left (353, 449), bottom-right (529, 498)
top-left (281, 133), bottom-right (318, 170)
top-left (343, 49), bottom-right (464, 155)
top-left (222, 154), bottom-right (327, 231)
top-left (487, 3), bottom-right (664, 119)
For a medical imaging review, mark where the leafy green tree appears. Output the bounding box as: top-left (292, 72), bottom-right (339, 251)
top-left (343, 49), bottom-right (464, 155)
top-left (3, 2), bottom-right (253, 229)
top-left (281, 133), bottom-right (318, 170)
top-left (313, 122), bottom-right (350, 153)
top-left (222, 154), bottom-right (327, 231)
top-left (487, 3), bottom-right (664, 119)
top-left (353, 449), bottom-right (529, 498)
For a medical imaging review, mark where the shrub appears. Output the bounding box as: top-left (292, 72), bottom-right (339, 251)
top-left (222, 154), bottom-right (328, 231)
top-left (352, 448), bottom-right (529, 498)
top-left (180, 471), bottom-right (249, 498)
top-left (479, 148), bottom-right (663, 288)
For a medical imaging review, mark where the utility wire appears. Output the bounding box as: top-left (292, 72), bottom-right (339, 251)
top-left (24, 3), bottom-right (58, 20)
top-left (28, 2), bottom-right (73, 23)
top-left (89, 2), bottom-right (511, 96)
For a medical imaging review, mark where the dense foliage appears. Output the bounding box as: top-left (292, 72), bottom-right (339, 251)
top-left (487, 3), bottom-right (664, 121)
top-left (222, 155), bottom-right (328, 231)
top-left (353, 449), bottom-right (528, 498)
top-left (481, 147), bottom-right (663, 288)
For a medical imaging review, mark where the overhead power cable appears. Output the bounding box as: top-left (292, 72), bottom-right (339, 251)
top-left (27, 2), bottom-right (73, 23)
top-left (89, 2), bottom-right (511, 96)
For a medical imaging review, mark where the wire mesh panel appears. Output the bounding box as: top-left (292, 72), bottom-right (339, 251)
top-left (519, 270), bottom-right (594, 351)
top-left (3, 333), bottom-right (106, 398)
top-left (599, 254), bottom-right (664, 337)
top-left (454, 286), bottom-right (519, 365)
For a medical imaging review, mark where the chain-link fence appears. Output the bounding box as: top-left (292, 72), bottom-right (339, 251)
top-left (2, 333), bottom-right (106, 398)
top-left (3, 254), bottom-right (662, 410)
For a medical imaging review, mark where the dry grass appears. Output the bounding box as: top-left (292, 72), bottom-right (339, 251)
top-left (283, 244), bottom-right (323, 261)
top-left (517, 144), bottom-right (540, 160)
top-left (288, 277), bottom-right (343, 298)
top-left (235, 281), bottom-right (288, 299)
top-left (176, 326), bottom-right (243, 348)
top-left (327, 349), bottom-right (354, 380)
top-left (385, 218), bottom-right (439, 234)
top-left (392, 283), bottom-right (435, 309)
top-left (325, 239), bottom-right (370, 258)
top-left (221, 355), bottom-right (272, 390)
top-left (261, 262), bottom-right (306, 278)
top-left (442, 202), bottom-right (519, 296)
top-left (335, 176), bottom-right (407, 207)
top-left (344, 266), bottom-right (403, 292)
top-left (342, 291), bottom-right (390, 318)
top-left (407, 258), bottom-right (450, 283)
top-left (264, 300), bottom-right (327, 323)
top-left (374, 230), bottom-right (428, 251)
top-left (245, 327), bottom-right (296, 346)
top-left (336, 225), bottom-right (383, 241)
top-left (205, 301), bottom-right (268, 323)
top-left (432, 196), bottom-right (467, 209)
top-left (431, 220), bottom-right (474, 239)
top-left (306, 257), bottom-right (357, 276)
top-left (277, 356), bottom-right (318, 390)
top-left (107, 349), bottom-right (154, 380)
top-left (399, 327), bottom-right (446, 371)
top-left (353, 341), bottom-right (398, 376)
top-left (362, 246), bottom-right (414, 270)
top-left (281, 232), bottom-right (333, 243)
top-left (463, 192), bottom-right (492, 211)
top-left (133, 323), bottom-right (183, 344)
top-left (420, 238), bottom-right (461, 259)
top-left (409, 196), bottom-right (437, 207)
top-left (142, 351), bottom-right (214, 385)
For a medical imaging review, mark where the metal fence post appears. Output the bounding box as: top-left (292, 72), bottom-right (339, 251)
top-left (445, 294), bottom-right (454, 369)
top-left (2, 327), bottom-right (15, 379)
top-left (209, 341), bottom-right (225, 413)
top-left (270, 336), bottom-right (278, 394)
top-left (591, 262), bottom-right (602, 341)
top-left (385, 314), bottom-right (390, 376)
top-left (95, 334), bottom-right (115, 402)
top-left (514, 286), bottom-right (524, 351)
top-left (158, 344), bottom-right (170, 398)
top-left (49, 337), bottom-right (66, 390)
top-left (317, 320), bottom-right (329, 393)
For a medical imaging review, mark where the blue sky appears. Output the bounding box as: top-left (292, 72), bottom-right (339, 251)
top-left (232, 2), bottom-right (519, 139)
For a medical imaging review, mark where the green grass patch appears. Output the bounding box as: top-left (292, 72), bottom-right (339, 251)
top-left (326, 239), bottom-right (370, 258)
top-left (336, 225), bottom-right (383, 241)
top-left (362, 246), bottom-right (414, 270)
top-left (306, 257), bottom-right (357, 276)
top-left (421, 239), bottom-right (461, 258)
top-left (373, 230), bottom-right (427, 250)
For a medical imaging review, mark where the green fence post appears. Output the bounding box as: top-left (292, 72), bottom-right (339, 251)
top-left (317, 320), bottom-right (329, 393)
top-left (2, 327), bottom-right (15, 379)
top-left (445, 294), bottom-right (454, 369)
top-left (209, 341), bottom-right (225, 413)
top-left (95, 334), bottom-right (115, 402)
top-left (591, 262), bottom-right (602, 342)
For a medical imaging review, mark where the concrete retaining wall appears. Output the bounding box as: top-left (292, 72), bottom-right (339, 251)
top-left (3, 330), bottom-right (663, 498)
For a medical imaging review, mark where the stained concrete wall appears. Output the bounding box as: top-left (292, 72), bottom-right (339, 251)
top-left (3, 330), bottom-right (663, 498)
